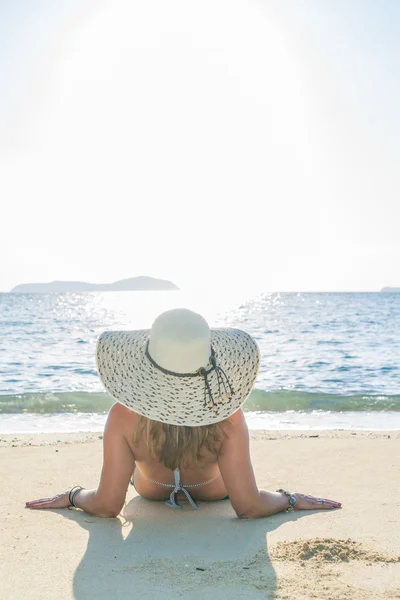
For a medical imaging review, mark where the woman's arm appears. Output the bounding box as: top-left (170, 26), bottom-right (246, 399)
top-left (26, 403), bottom-right (135, 517)
top-left (218, 409), bottom-right (341, 518)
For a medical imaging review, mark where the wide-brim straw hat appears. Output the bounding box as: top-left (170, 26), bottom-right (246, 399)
top-left (96, 308), bottom-right (260, 426)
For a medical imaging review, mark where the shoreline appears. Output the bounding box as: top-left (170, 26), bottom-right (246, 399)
top-left (2, 409), bottom-right (400, 435)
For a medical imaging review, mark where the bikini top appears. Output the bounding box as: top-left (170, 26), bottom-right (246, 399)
top-left (133, 466), bottom-right (217, 510)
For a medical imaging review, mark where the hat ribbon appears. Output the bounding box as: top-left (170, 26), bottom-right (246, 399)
top-left (145, 341), bottom-right (235, 412)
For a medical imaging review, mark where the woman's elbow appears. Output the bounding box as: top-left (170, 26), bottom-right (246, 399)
top-left (235, 509), bottom-right (262, 519)
top-left (95, 502), bottom-right (124, 518)
top-left (232, 501), bottom-right (262, 520)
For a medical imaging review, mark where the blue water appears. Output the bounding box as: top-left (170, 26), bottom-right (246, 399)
top-left (1, 290), bottom-right (399, 432)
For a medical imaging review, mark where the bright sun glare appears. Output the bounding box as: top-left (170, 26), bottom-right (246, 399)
top-left (3, 0), bottom-right (332, 293)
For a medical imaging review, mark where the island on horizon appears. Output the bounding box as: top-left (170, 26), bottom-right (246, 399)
top-left (11, 276), bottom-right (179, 293)
top-left (381, 287), bottom-right (400, 293)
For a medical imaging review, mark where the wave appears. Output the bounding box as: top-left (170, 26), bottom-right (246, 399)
top-left (0, 389), bottom-right (399, 414)
top-left (0, 392), bottom-right (113, 414)
top-left (247, 389), bottom-right (400, 412)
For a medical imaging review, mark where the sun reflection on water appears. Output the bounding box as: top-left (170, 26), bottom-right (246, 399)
top-left (79, 289), bottom-right (262, 331)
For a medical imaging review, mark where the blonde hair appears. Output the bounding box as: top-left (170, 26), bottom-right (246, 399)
top-left (134, 415), bottom-right (223, 470)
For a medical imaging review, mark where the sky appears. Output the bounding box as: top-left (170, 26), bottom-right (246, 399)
top-left (1, 0), bottom-right (399, 293)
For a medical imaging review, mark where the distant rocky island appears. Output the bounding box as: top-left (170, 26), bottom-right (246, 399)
top-left (11, 276), bottom-right (179, 293)
top-left (381, 287), bottom-right (400, 292)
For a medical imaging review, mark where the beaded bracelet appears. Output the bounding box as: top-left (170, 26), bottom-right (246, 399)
top-left (69, 486), bottom-right (84, 508)
top-left (276, 488), bottom-right (297, 512)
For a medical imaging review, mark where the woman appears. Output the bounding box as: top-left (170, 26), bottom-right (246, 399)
top-left (26, 308), bottom-right (341, 517)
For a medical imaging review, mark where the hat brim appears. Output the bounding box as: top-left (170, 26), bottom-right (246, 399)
top-left (96, 328), bottom-right (259, 426)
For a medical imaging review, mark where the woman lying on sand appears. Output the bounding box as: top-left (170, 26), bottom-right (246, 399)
top-left (26, 309), bottom-right (341, 518)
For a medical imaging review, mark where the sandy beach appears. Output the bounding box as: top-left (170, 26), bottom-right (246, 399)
top-left (1, 430), bottom-right (399, 600)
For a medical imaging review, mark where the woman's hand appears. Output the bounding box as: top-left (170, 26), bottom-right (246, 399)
top-left (26, 491), bottom-right (71, 510)
top-left (293, 493), bottom-right (341, 510)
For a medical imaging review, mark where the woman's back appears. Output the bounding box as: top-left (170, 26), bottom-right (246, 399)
top-left (120, 403), bottom-right (232, 502)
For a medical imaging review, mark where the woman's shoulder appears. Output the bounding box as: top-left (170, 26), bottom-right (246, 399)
top-left (107, 402), bottom-right (140, 428)
top-left (218, 408), bottom-right (248, 437)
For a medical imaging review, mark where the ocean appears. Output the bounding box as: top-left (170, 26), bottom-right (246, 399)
top-left (1, 290), bottom-right (399, 433)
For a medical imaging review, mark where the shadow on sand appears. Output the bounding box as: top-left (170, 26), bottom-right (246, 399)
top-left (66, 496), bottom-right (316, 600)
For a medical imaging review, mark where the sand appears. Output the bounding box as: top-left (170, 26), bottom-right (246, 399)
top-left (1, 430), bottom-right (399, 600)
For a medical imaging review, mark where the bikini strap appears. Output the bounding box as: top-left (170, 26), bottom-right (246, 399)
top-left (165, 468), bottom-right (198, 510)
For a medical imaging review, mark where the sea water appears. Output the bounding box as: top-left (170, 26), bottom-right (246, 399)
top-left (1, 290), bottom-right (399, 432)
